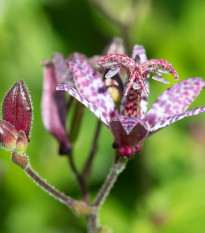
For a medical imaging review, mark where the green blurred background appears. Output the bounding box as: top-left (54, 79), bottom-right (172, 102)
top-left (1, 0), bottom-right (205, 232)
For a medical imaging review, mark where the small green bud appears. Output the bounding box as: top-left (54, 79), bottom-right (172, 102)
top-left (16, 131), bottom-right (28, 155)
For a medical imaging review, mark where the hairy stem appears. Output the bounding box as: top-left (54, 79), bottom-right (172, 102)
top-left (82, 121), bottom-right (102, 179)
top-left (94, 155), bottom-right (127, 208)
top-left (25, 166), bottom-right (74, 207)
top-left (87, 154), bottom-right (127, 232)
top-left (87, 215), bottom-right (98, 233)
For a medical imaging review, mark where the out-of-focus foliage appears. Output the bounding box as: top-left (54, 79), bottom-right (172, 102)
top-left (1, 0), bottom-right (205, 232)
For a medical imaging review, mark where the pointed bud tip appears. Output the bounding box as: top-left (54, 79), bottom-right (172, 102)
top-left (3, 80), bottom-right (32, 138)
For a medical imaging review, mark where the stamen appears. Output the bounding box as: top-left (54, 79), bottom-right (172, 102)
top-left (100, 61), bottom-right (118, 67)
top-left (152, 76), bottom-right (170, 84)
top-left (105, 67), bottom-right (121, 79)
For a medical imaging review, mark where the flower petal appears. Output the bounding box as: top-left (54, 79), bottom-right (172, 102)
top-left (131, 45), bottom-right (148, 63)
top-left (41, 62), bottom-right (71, 154)
top-left (145, 78), bottom-right (205, 127)
top-left (109, 115), bottom-right (149, 147)
top-left (104, 38), bottom-right (125, 55)
top-left (69, 59), bottom-right (118, 118)
top-left (52, 53), bottom-right (73, 85)
top-left (150, 107), bottom-right (205, 133)
top-left (57, 84), bottom-right (117, 125)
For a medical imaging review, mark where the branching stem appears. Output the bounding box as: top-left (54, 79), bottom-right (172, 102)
top-left (82, 120), bottom-right (102, 179)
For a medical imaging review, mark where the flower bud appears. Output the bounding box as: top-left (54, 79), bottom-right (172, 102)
top-left (16, 131), bottom-right (28, 155)
top-left (0, 120), bottom-right (17, 150)
top-left (2, 80), bottom-right (32, 139)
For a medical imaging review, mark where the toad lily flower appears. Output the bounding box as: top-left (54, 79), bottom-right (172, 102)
top-left (57, 45), bottom-right (205, 157)
top-left (98, 51), bottom-right (179, 96)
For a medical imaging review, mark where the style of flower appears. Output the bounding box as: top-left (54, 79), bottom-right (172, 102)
top-left (56, 45), bottom-right (205, 157)
top-left (98, 52), bottom-right (179, 96)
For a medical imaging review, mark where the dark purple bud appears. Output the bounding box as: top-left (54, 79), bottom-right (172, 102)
top-left (0, 120), bottom-right (17, 150)
top-left (41, 61), bottom-right (72, 155)
top-left (2, 80), bottom-right (32, 139)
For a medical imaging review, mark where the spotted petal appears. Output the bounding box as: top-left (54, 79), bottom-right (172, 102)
top-left (150, 107), bottom-right (205, 133)
top-left (57, 84), bottom-right (117, 126)
top-left (145, 78), bottom-right (205, 127)
top-left (131, 45), bottom-right (148, 63)
top-left (52, 53), bottom-right (73, 85)
top-left (109, 115), bottom-right (149, 147)
top-left (68, 59), bottom-right (118, 119)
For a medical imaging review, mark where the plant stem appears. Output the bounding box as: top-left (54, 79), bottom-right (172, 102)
top-left (25, 165), bottom-right (74, 207)
top-left (82, 121), bottom-right (102, 179)
top-left (94, 155), bottom-right (127, 208)
top-left (66, 96), bottom-right (74, 112)
top-left (87, 154), bottom-right (127, 232)
top-left (68, 154), bottom-right (90, 203)
top-left (87, 215), bottom-right (98, 233)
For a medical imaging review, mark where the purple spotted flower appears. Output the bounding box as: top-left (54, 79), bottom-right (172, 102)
top-left (41, 39), bottom-right (124, 154)
top-left (56, 45), bottom-right (205, 157)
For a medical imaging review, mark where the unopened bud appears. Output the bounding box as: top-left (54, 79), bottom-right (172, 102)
top-left (11, 151), bottom-right (29, 169)
top-left (16, 131), bottom-right (28, 155)
top-left (0, 120), bottom-right (17, 150)
top-left (2, 80), bottom-right (32, 139)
